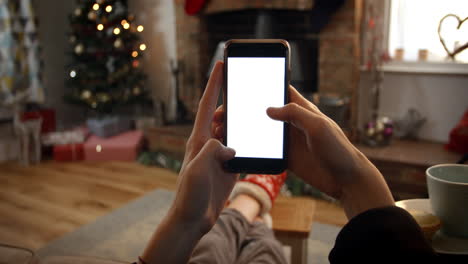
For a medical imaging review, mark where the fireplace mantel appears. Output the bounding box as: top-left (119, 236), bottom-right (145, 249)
top-left (203, 0), bottom-right (315, 14)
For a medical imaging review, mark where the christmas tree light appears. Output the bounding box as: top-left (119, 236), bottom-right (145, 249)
top-left (65, 0), bottom-right (149, 115)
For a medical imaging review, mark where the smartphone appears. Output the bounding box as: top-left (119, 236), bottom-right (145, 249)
top-left (223, 39), bottom-right (290, 174)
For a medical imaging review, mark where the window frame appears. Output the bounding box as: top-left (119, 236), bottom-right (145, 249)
top-left (381, 0), bottom-right (468, 75)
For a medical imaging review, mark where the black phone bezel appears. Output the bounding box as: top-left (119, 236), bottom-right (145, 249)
top-left (223, 40), bottom-right (290, 174)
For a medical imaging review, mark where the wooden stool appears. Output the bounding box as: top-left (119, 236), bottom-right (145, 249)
top-left (271, 196), bottom-right (315, 264)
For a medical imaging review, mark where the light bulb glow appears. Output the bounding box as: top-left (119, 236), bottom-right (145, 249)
top-left (121, 20), bottom-right (128, 26)
top-left (113, 28), bottom-right (121, 35)
top-left (97, 24), bottom-right (104, 31)
top-left (123, 23), bottom-right (130, 29)
top-left (139, 44), bottom-right (146, 51)
top-left (132, 51), bottom-right (138, 58)
top-left (92, 3), bottom-right (99, 10)
top-left (96, 145), bottom-right (102, 152)
top-left (70, 70), bottom-right (76, 78)
top-left (137, 25), bottom-right (144, 32)
top-left (105, 5), bottom-right (112, 12)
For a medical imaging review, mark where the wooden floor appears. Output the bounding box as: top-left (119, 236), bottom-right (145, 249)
top-left (0, 161), bottom-right (346, 251)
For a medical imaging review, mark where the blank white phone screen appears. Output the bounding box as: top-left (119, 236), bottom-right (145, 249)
top-left (227, 57), bottom-right (285, 159)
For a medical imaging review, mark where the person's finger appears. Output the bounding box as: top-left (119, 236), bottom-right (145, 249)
top-left (288, 85), bottom-right (321, 114)
top-left (213, 106), bottom-right (224, 124)
top-left (192, 61), bottom-right (224, 137)
top-left (267, 103), bottom-right (320, 132)
top-left (214, 125), bottom-right (224, 140)
top-left (197, 138), bottom-right (236, 164)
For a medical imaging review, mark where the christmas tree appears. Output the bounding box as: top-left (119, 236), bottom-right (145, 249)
top-left (66, 0), bottom-right (148, 115)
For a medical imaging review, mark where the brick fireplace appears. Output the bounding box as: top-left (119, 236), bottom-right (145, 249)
top-left (173, 0), bottom-right (363, 136)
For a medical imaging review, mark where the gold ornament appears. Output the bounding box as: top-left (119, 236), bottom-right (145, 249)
top-left (75, 44), bottom-right (84, 55)
top-left (81, 90), bottom-right (92, 100)
top-left (69, 35), bottom-right (77, 43)
top-left (114, 38), bottom-right (123, 48)
top-left (74, 8), bottom-right (82, 17)
top-left (132, 86), bottom-right (141, 95)
top-left (97, 93), bottom-right (111, 102)
top-left (88, 11), bottom-right (97, 21)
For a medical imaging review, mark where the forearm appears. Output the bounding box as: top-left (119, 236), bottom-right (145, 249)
top-left (141, 208), bottom-right (205, 264)
top-left (340, 150), bottom-right (395, 220)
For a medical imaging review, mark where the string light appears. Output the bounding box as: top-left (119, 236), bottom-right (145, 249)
top-left (96, 145), bottom-right (102, 152)
top-left (92, 3), bottom-right (99, 10)
top-left (123, 22), bottom-right (130, 29)
top-left (139, 44), bottom-right (146, 51)
top-left (121, 20), bottom-right (128, 26)
top-left (97, 24), bottom-right (104, 31)
top-left (132, 51), bottom-right (138, 58)
top-left (113, 27), bottom-right (121, 35)
top-left (105, 5), bottom-right (112, 12)
top-left (137, 25), bottom-right (144, 32)
top-left (70, 70), bottom-right (76, 78)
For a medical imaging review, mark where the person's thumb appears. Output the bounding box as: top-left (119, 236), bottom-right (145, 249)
top-left (267, 103), bottom-right (316, 131)
top-left (198, 139), bottom-right (236, 163)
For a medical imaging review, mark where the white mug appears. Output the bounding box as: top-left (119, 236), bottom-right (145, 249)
top-left (426, 164), bottom-right (468, 238)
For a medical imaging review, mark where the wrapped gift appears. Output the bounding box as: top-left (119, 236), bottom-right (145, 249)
top-left (22, 109), bottom-right (56, 133)
top-left (42, 127), bottom-right (89, 146)
top-left (53, 143), bottom-right (84, 162)
top-left (84, 131), bottom-right (144, 161)
top-left (87, 116), bottom-right (132, 138)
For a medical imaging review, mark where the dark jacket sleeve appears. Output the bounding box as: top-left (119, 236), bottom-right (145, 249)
top-left (329, 206), bottom-right (439, 263)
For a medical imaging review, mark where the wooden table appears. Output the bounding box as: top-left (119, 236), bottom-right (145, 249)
top-left (270, 196), bottom-right (316, 264)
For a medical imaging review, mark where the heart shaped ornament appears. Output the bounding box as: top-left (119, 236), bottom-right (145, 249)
top-left (438, 14), bottom-right (468, 60)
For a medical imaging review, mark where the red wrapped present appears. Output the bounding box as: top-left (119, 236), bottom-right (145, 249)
top-left (22, 109), bottom-right (56, 133)
top-left (84, 131), bottom-right (144, 161)
top-left (53, 144), bottom-right (84, 162)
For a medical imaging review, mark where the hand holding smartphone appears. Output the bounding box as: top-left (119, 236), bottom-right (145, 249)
top-left (223, 39), bottom-right (290, 174)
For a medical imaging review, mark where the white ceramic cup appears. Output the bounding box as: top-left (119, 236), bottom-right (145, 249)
top-left (426, 164), bottom-right (468, 238)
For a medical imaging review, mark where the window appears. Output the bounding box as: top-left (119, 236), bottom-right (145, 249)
top-left (388, 0), bottom-right (468, 63)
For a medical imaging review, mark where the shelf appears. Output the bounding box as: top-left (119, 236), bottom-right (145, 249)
top-left (381, 61), bottom-right (468, 75)
top-left (356, 139), bottom-right (461, 168)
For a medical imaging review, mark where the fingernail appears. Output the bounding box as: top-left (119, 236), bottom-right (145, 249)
top-left (220, 147), bottom-right (236, 160)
